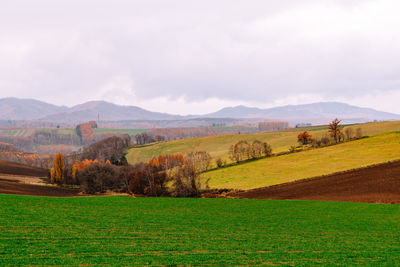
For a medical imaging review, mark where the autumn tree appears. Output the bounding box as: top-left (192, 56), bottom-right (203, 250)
top-left (229, 140), bottom-right (251, 163)
top-left (53, 152), bottom-right (65, 183)
top-left (50, 167), bottom-right (55, 183)
top-left (262, 142), bottom-right (272, 157)
top-left (72, 161), bottom-right (78, 181)
top-left (328, 118), bottom-right (343, 143)
top-left (250, 140), bottom-right (264, 159)
top-left (128, 153), bottom-right (185, 196)
top-left (297, 131), bottom-right (313, 145)
top-left (170, 154), bottom-right (208, 197)
top-left (79, 164), bottom-right (117, 194)
top-left (186, 151), bottom-right (211, 173)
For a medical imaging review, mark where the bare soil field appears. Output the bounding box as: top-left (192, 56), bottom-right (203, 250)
top-left (0, 160), bottom-right (80, 197)
top-left (230, 160), bottom-right (400, 204)
top-left (0, 178), bottom-right (80, 197)
top-left (0, 160), bottom-right (48, 177)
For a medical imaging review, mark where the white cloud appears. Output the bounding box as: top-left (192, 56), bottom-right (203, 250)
top-left (0, 0), bottom-right (399, 114)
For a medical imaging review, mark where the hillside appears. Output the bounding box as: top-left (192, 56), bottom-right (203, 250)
top-left (201, 132), bottom-right (400, 190)
top-left (126, 120), bottom-right (400, 165)
top-left (231, 160), bottom-right (400, 204)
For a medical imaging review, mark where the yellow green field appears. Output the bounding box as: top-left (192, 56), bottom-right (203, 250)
top-left (126, 121), bottom-right (400, 165)
top-left (201, 132), bottom-right (400, 190)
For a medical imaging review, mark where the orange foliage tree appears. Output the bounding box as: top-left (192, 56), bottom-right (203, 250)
top-left (297, 131), bottom-right (313, 145)
top-left (53, 152), bottom-right (65, 183)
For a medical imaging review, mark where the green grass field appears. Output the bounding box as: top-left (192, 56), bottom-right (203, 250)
top-left (202, 132), bottom-right (400, 190)
top-left (0, 195), bottom-right (398, 265)
top-left (126, 121), bottom-right (400, 165)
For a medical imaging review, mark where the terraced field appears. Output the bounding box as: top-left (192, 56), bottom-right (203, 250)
top-left (0, 195), bottom-right (399, 265)
top-left (202, 132), bottom-right (400, 190)
top-left (126, 121), bottom-right (400, 165)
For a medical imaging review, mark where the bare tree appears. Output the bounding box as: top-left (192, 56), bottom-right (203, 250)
top-left (328, 118), bottom-right (343, 143)
top-left (250, 140), bottom-right (264, 159)
top-left (186, 151), bottom-right (211, 173)
top-left (262, 142), bottom-right (272, 157)
top-left (344, 127), bottom-right (354, 141)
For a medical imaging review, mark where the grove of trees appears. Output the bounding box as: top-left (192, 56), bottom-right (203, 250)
top-left (229, 140), bottom-right (272, 163)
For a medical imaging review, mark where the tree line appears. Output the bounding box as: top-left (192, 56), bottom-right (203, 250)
top-left (49, 148), bottom-right (212, 197)
top-left (297, 118), bottom-right (364, 148)
top-left (228, 140), bottom-right (272, 163)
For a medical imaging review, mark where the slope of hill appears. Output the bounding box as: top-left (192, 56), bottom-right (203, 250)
top-left (205, 102), bottom-right (400, 124)
top-left (231, 160), bottom-right (400, 204)
top-left (201, 132), bottom-right (400, 190)
top-left (126, 120), bottom-right (400, 165)
top-left (0, 98), bottom-right (67, 120)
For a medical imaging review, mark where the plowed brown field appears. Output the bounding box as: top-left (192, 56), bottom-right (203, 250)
top-left (0, 178), bottom-right (80, 197)
top-left (230, 160), bottom-right (400, 204)
top-left (0, 160), bottom-right (48, 177)
top-left (0, 160), bottom-right (80, 197)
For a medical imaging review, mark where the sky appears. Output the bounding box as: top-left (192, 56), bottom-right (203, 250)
top-left (1, 0), bottom-right (400, 115)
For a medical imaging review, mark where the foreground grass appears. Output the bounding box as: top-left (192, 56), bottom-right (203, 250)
top-left (202, 132), bottom-right (400, 190)
top-left (126, 121), bottom-right (400, 165)
top-left (0, 195), bottom-right (399, 265)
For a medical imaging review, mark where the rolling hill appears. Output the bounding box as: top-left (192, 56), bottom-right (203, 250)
top-left (126, 120), bottom-right (400, 165)
top-left (230, 159), bottom-right (400, 204)
top-left (201, 132), bottom-right (400, 190)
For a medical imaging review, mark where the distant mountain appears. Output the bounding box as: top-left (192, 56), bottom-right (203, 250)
top-left (204, 102), bottom-right (400, 125)
top-left (40, 101), bottom-right (183, 123)
top-left (0, 98), bottom-right (67, 120)
top-left (0, 98), bottom-right (399, 125)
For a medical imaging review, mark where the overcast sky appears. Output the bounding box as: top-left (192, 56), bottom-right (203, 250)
top-left (1, 0), bottom-right (400, 114)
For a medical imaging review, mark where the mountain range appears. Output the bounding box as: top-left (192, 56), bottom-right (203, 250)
top-left (0, 97), bottom-right (399, 126)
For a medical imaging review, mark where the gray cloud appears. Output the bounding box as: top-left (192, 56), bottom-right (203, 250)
top-left (0, 0), bottom-right (399, 114)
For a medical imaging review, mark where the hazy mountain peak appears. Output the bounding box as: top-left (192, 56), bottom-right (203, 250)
top-left (0, 97), bottom-right (67, 120)
top-left (205, 101), bottom-right (400, 124)
top-left (0, 98), bottom-right (398, 125)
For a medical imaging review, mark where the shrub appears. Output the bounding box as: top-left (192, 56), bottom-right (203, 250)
top-left (215, 158), bottom-right (224, 168)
